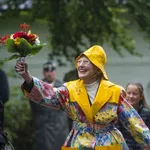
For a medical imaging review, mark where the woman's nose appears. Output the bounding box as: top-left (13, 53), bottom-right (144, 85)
top-left (78, 61), bottom-right (85, 67)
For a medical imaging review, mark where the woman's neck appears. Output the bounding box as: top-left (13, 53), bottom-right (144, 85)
top-left (84, 78), bottom-right (97, 84)
top-left (83, 76), bottom-right (102, 84)
top-left (84, 79), bottom-right (99, 87)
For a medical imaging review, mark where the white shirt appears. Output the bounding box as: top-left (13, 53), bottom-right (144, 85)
top-left (84, 80), bottom-right (99, 104)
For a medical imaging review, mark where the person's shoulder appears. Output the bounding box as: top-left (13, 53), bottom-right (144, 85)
top-left (104, 80), bottom-right (126, 98)
top-left (140, 107), bottom-right (150, 115)
top-left (66, 79), bottom-right (80, 84)
top-left (55, 79), bottom-right (62, 84)
top-left (103, 80), bottom-right (123, 90)
top-left (64, 79), bottom-right (81, 88)
top-left (0, 69), bottom-right (6, 76)
top-left (54, 79), bottom-right (63, 87)
top-left (0, 69), bottom-right (7, 79)
top-left (139, 106), bottom-right (150, 122)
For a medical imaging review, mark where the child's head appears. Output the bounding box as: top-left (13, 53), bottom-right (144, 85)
top-left (126, 82), bottom-right (148, 109)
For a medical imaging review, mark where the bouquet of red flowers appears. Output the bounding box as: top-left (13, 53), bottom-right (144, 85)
top-left (0, 23), bottom-right (46, 61)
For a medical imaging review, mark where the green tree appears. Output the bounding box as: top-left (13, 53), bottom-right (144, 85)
top-left (126, 0), bottom-right (150, 42)
top-left (30, 0), bottom-right (150, 63)
top-left (4, 85), bottom-right (34, 150)
top-left (1, 0), bottom-right (150, 63)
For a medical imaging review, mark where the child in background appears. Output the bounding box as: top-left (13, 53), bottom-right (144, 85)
top-left (117, 82), bottom-right (150, 150)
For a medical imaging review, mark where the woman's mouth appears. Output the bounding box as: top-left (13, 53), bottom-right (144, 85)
top-left (79, 69), bottom-right (87, 73)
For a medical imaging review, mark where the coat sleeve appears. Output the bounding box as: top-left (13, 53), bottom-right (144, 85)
top-left (117, 91), bottom-right (150, 147)
top-left (21, 77), bottom-right (69, 110)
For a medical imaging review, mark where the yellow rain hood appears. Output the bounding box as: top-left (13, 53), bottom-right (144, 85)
top-left (76, 45), bottom-right (108, 80)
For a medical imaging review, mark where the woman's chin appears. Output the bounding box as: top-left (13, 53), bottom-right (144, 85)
top-left (78, 75), bottom-right (86, 80)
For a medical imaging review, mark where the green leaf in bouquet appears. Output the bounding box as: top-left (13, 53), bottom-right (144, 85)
top-left (29, 44), bottom-right (45, 56)
top-left (6, 39), bottom-right (17, 53)
top-left (17, 38), bottom-right (32, 57)
top-left (5, 54), bottom-right (20, 61)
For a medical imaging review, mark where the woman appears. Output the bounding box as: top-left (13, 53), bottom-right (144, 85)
top-left (116, 82), bottom-right (150, 150)
top-left (15, 45), bottom-right (150, 150)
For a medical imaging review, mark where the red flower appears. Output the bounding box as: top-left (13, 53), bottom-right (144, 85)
top-left (13, 31), bottom-right (28, 39)
top-left (20, 23), bottom-right (29, 31)
top-left (0, 35), bottom-right (10, 45)
top-left (28, 34), bottom-right (37, 44)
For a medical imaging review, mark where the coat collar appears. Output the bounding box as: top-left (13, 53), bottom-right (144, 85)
top-left (69, 79), bottom-right (114, 123)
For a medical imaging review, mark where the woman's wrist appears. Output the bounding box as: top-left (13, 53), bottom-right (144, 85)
top-left (21, 71), bottom-right (33, 84)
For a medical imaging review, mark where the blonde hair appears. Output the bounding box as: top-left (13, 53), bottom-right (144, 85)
top-left (126, 82), bottom-right (148, 109)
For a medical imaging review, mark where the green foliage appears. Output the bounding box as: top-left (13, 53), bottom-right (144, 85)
top-left (0, 60), bottom-right (4, 68)
top-left (5, 54), bottom-right (20, 61)
top-left (5, 38), bottom-right (45, 61)
top-left (1, 0), bottom-right (150, 63)
top-left (6, 39), bottom-right (17, 53)
top-left (29, 0), bottom-right (150, 63)
top-left (127, 0), bottom-right (150, 42)
top-left (4, 86), bottom-right (34, 150)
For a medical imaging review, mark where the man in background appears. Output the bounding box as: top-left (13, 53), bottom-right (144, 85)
top-left (30, 61), bottom-right (69, 150)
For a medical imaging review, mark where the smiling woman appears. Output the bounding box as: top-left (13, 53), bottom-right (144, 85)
top-left (15, 45), bottom-right (150, 150)
top-left (77, 56), bottom-right (101, 84)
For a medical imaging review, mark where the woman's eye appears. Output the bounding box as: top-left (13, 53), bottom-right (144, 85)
top-left (85, 61), bottom-right (89, 64)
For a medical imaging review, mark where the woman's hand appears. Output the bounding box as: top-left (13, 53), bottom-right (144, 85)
top-left (15, 60), bottom-right (28, 74)
top-left (15, 59), bottom-right (33, 84)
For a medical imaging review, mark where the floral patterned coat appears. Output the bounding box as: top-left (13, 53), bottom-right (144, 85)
top-left (22, 77), bottom-right (150, 150)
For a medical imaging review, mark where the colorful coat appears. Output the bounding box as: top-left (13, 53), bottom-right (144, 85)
top-left (116, 104), bottom-right (150, 150)
top-left (22, 77), bottom-right (150, 150)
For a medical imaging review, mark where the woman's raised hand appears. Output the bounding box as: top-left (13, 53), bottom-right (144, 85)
top-left (15, 59), bottom-right (28, 75)
top-left (15, 59), bottom-right (32, 84)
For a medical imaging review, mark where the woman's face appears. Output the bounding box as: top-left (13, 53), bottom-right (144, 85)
top-left (77, 56), bottom-right (98, 84)
top-left (126, 84), bottom-right (142, 107)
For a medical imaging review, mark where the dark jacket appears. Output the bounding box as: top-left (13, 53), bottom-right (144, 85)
top-left (0, 70), bottom-right (9, 147)
top-left (116, 104), bottom-right (150, 150)
top-left (30, 79), bottom-right (69, 150)
top-left (0, 70), bottom-right (9, 104)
